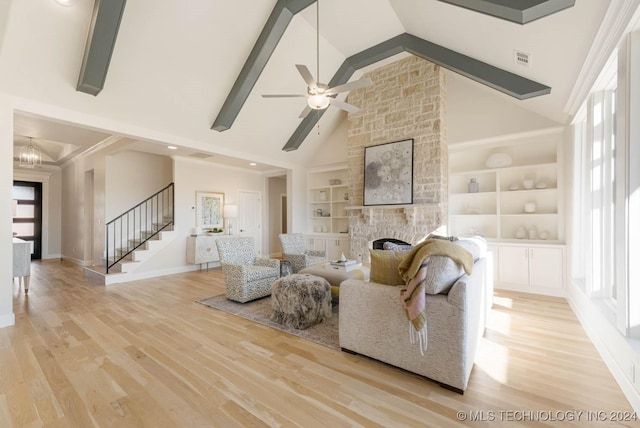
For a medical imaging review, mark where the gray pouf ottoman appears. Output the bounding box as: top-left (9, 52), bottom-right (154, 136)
top-left (270, 273), bottom-right (332, 329)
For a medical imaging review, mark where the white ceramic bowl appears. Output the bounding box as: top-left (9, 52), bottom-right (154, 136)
top-left (522, 179), bottom-right (534, 190)
top-left (485, 153), bottom-right (512, 168)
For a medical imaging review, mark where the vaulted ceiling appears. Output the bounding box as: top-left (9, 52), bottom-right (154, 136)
top-left (1, 0), bottom-right (617, 170)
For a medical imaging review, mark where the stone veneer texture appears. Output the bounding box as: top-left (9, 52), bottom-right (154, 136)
top-left (346, 56), bottom-right (448, 262)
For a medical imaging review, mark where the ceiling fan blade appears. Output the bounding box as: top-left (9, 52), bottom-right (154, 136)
top-left (295, 64), bottom-right (317, 89)
top-left (262, 94), bottom-right (307, 98)
top-left (324, 78), bottom-right (373, 96)
top-left (329, 98), bottom-right (359, 114)
top-left (298, 105), bottom-right (312, 119)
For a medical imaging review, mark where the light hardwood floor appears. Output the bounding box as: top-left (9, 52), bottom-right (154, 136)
top-left (1, 259), bottom-right (638, 427)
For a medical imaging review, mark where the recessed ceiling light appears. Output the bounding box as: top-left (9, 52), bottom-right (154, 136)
top-left (168, 145), bottom-right (177, 150)
top-left (54, 0), bottom-right (76, 6)
top-left (250, 162), bottom-right (257, 166)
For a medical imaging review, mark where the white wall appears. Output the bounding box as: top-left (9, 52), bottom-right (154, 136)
top-left (309, 116), bottom-right (349, 167)
top-left (127, 157), bottom-right (266, 275)
top-left (105, 150), bottom-right (173, 221)
top-left (446, 72), bottom-right (561, 144)
top-left (61, 138), bottom-right (137, 264)
top-left (268, 176), bottom-right (286, 256)
top-left (0, 95), bottom-right (15, 327)
top-left (59, 149), bottom-right (269, 275)
top-left (61, 151), bottom-right (105, 264)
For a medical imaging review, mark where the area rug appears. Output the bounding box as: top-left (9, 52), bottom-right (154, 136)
top-left (197, 294), bottom-right (339, 350)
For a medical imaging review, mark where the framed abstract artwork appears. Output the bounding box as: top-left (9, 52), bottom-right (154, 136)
top-left (196, 191), bottom-right (224, 229)
top-left (363, 139), bottom-right (414, 206)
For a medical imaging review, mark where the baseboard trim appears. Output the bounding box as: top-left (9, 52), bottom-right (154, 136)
top-left (0, 312), bottom-right (16, 328)
top-left (566, 282), bottom-right (640, 414)
top-left (104, 264), bottom-right (203, 285)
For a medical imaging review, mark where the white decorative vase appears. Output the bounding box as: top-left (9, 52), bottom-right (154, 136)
top-left (468, 178), bottom-right (479, 193)
top-left (524, 202), bottom-right (536, 213)
top-left (522, 179), bottom-right (534, 190)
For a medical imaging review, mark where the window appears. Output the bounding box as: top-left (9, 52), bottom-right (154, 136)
top-left (572, 32), bottom-right (640, 338)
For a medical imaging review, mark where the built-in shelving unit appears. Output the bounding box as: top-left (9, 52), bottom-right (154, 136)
top-left (308, 164), bottom-right (350, 234)
top-left (449, 128), bottom-right (566, 296)
top-left (448, 129), bottom-right (564, 243)
top-left (306, 164), bottom-right (351, 258)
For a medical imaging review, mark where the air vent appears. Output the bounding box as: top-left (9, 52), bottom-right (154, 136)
top-left (189, 152), bottom-right (212, 159)
top-left (514, 50), bottom-right (531, 68)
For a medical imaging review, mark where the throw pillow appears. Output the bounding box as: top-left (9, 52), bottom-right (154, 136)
top-left (423, 256), bottom-right (465, 294)
top-left (427, 232), bottom-right (459, 242)
top-left (369, 249), bottom-right (408, 286)
top-left (383, 241), bottom-right (414, 251)
top-left (422, 237), bottom-right (488, 294)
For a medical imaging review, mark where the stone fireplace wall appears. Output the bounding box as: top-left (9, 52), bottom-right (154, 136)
top-left (346, 56), bottom-right (448, 262)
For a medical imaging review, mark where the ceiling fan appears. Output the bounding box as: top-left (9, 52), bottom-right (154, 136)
top-left (262, 0), bottom-right (372, 119)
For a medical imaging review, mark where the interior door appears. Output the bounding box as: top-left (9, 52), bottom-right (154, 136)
top-left (12, 181), bottom-right (42, 259)
top-left (237, 190), bottom-right (262, 256)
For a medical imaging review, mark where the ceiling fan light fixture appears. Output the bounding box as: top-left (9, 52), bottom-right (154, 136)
top-left (54, 0), bottom-right (76, 6)
top-left (307, 94), bottom-right (330, 110)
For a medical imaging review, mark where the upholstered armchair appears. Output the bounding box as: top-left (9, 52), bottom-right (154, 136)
top-left (216, 236), bottom-right (280, 303)
top-left (279, 233), bottom-right (328, 273)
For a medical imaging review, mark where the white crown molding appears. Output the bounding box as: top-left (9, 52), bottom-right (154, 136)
top-left (564, 0), bottom-right (640, 117)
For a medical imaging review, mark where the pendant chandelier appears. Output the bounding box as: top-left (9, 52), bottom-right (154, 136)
top-left (19, 137), bottom-right (42, 168)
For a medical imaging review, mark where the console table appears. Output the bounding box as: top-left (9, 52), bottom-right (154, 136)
top-left (13, 238), bottom-right (31, 293)
top-left (186, 235), bottom-right (221, 270)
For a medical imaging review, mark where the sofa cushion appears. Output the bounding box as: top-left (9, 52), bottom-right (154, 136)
top-left (369, 249), bottom-right (408, 286)
top-left (383, 241), bottom-right (414, 251)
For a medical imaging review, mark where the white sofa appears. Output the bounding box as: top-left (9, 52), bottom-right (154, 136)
top-left (339, 251), bottom-right (492, 393)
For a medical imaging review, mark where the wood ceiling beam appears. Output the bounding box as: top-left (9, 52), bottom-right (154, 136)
top-left (211, 0), bottom-right (316, 132)
top-left (76, 0), bottom-right (127, 96)
top-left (437, 0), bottom-right (575, 24)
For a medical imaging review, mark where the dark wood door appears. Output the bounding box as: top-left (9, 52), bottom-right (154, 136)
top-left (12, 181), bottom-right (42, 260)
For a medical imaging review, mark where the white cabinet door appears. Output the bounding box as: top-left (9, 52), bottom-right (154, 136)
top-left (305, 235), bottom-right (326, 252)
top-left (496, 244), bottom-right (565, 295)
top-left (529, 247), bottom-right (563, 289)
top-left (498, 246), bottom-right (529, 286)
top-left (186, 236), bottom-right (219, 264)
top-left (325, 237), bottom-right (350, 261)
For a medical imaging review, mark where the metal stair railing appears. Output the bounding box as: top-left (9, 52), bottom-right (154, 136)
top-left (105, 183), bottom-right (174, 273)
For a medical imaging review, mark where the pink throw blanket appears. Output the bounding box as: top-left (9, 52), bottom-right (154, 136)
top-left (399, 263), bottom-right (428, 354)
top-left (397, 239), bottom-right (474, 355)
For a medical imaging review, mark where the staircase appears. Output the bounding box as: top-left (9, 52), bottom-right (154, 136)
top-left (84, 183), bottom-right (175, 284)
